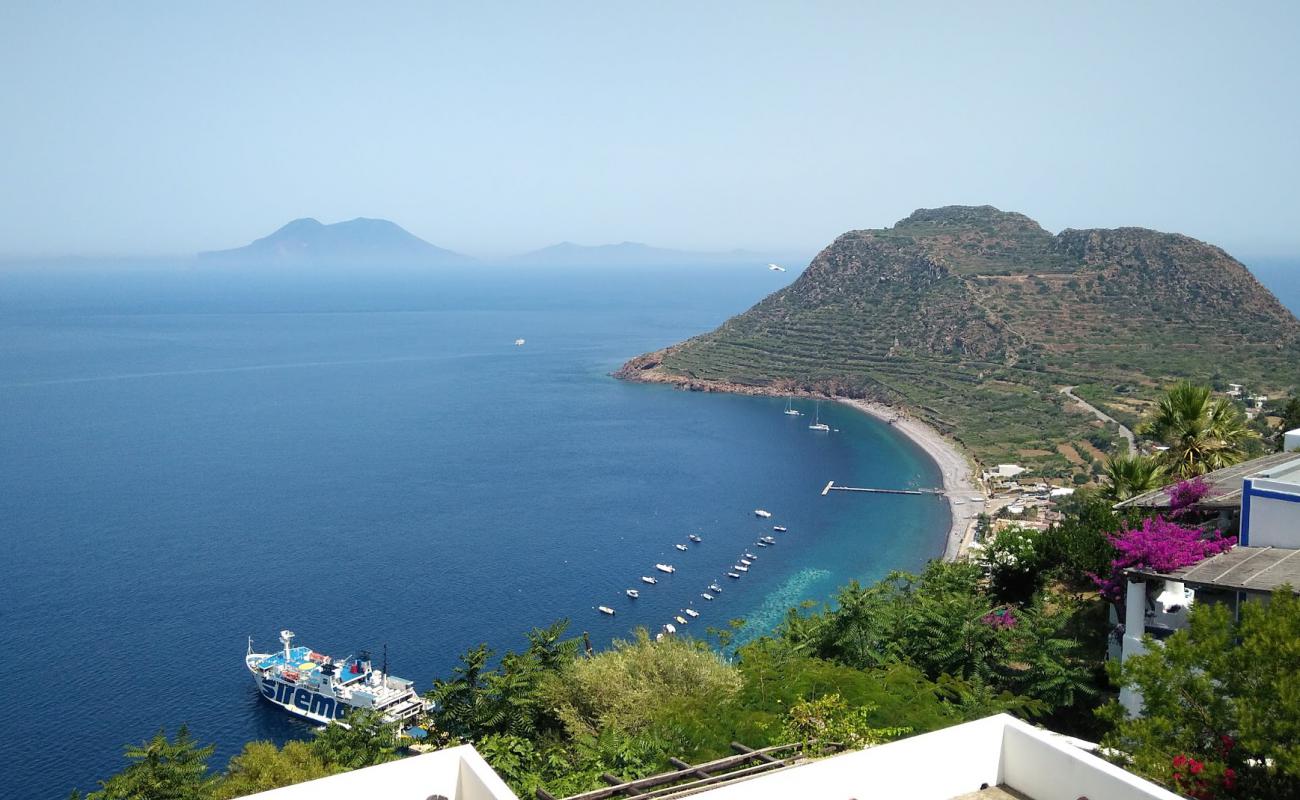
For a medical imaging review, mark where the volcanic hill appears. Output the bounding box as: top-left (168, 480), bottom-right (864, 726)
top-left (616, 206), bottom-right (1300, 476)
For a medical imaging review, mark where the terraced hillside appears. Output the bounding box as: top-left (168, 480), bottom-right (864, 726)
top-left (616, 206), bottom-right (1300, 477)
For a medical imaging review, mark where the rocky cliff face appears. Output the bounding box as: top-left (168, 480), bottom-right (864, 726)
top-left (617, 206), bottom-right (1300, 473)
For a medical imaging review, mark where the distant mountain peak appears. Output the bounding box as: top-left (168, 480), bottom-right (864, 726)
top-left (198, 217), bottom-right (472, 269)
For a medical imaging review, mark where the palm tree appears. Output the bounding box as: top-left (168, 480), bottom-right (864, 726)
top-left (1139, 382), bottom-right (1258, 477)
top-left (1101, 453), bottom-right (1167, 501)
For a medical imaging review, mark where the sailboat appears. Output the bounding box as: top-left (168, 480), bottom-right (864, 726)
top-left (783, 398), bottom-right (801, 416)
top-left (808, 402), bottom-right (830, 432)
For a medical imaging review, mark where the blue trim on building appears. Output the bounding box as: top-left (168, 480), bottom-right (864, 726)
top-left (1240, 480), bottom-right (1300, 546)
top-left (1241, 479), bottom-right (1252, 546)
top-left (1244, 486), bottom-right (1300, 503)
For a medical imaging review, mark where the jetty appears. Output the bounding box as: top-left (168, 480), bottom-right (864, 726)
top-left (821, 480), bottom-right (943, 497)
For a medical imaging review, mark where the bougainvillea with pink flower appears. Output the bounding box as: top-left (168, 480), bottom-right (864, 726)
top-left (1167, 477), bottom-right (1211, 516)
top-left (980, 606), bottom-right (1018, 629)
top-left (1093, 516), bottom-right (1235, 602)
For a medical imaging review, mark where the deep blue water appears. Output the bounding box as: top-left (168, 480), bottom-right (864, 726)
top-left (0, 266), bottom-right (947, 797)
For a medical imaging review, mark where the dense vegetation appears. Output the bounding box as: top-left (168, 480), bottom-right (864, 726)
top-left (617, 206), bottom-right (1300, 478)
top-left (1102, 591), bottom-right (1300, 799)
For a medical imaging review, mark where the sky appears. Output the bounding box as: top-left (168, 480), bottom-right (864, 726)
top-left (2, 1), bottom-right (1298, 260)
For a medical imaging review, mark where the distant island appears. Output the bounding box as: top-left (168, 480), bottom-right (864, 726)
top-left (197, 217), bottom-right (474, 268)
top-left (197, 219), bottom-right (789, 270)
top-left (617, 205), bottom-right (1300, 478)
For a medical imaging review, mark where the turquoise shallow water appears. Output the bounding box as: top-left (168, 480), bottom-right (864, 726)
top-left (0, 266), bottom-right (946, 797)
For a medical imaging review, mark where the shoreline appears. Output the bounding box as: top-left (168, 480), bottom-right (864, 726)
top-left (610, 362), bottom-right (987, 561)
top-left (832, 398), bottom-right (987, 561)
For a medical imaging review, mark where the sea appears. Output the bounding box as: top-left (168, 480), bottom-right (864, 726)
top-left (0, 262), bottom-right (953, 796)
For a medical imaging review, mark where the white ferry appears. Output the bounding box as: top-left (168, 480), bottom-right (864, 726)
top-left (246, 630), bottom-right (426, 725)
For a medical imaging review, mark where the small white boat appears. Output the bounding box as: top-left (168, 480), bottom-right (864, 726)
top-left (734, 565), bottom-right (749, 572)
top-left (684, 608), bottom-right (699, 618)
top-left (739, 559), bottom-right (752, 566)
top-left (744, 552), bottom-right (757, 560)
top-left (755, 541), bottom-right (769, 547)
top-left (768, 263), bottom-right (787, 272)
top-left (708, 583), bottom-right (722, 592)
top-left (514, 338), bottom-right (526, 346)
top-left (760, 536), bottom-right (776, 543)
top-left (809, 402), bottom-right (830, 431)
top-left (754, 509), bottom-right (772, 518)
top-left (688, 534), bottom-right (702, 542)
top-left (783, 398), bottom-right (801, 416)
top-left (663, 623), bottom-right (676, 634)
top-left (641, 576), bottom-right (658, 585)
top-left (727, 572), bottom-right (741, 579)
top-left (773, 526), bottom-right (787, 532)
top-left (675, 544), bottom-right (689, 551)
top-left (655, 563), bottom-right (675, 574)
top-left (626, 589), bottom-right (640, 599)
top-left (701, 593), bottom-right (714, 600)
top-left (598, 606), bottom-right (615, 615)
top-left (675, 615), bottom-right (688, 625)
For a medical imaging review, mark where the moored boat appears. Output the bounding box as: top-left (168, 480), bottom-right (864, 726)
top-left (675, 544), bottom-right (688, 551)
top-left (674, 615), bottom-right (688, 625)
top-left (655, 563), bottom-right (676, 573)
top-left (684, 608), bottom-right (699, 618)
top-left (688, 534), bottom-right (702, 542)
top-left (727, 572), bottom-right (741, 579)
top-left (754, 509), bottom-right (772, 518)
top-left (245, 630), bottom-right (426, 726)
top-left (701, 593), bottom-right (714, 600)
top-left (642, 576), bottom-right (658, 585)
top-left (598, 606), bottom-right (615, 615)
top-left (708, 583), bottom-right (722, 593)
top-left (626, 589), bottom-right (640, 599)
top-left (773, 526), bottom-right (787, 532)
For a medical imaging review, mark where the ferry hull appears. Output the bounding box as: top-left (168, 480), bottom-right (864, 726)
top-left (251, 672), bottom-right (350, 724)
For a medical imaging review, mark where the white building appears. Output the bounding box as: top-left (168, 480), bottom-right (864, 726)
top-left (240, 744), bottom-right (518, 800)
top-left (987, 464), bottom-right (1027, 480)
top-left (241, 716), bottom-right (1178, 800)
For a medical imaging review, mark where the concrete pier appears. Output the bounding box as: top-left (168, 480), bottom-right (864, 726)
top-left (821, 480), bottom-right (942, 497)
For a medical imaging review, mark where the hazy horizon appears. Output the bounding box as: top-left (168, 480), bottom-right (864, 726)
top-left (3, 2), bottom-right (1299, 261)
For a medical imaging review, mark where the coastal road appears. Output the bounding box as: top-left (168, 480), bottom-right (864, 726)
top-left (1060, 386), bottom-right (1136, 454)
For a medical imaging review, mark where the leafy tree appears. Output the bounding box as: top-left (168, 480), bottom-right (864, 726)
top-left (82, 726), bottom-right (216, 800)
top-left (978, 525), bottom-right (1044, 602)
top-left (539, 629), bottom-right (742, 738)
top-left (1101, 453), bottom-right (1166, 502)
top-left (215, 741), bottom-right (336, 799)
top-left (309, 709), bottom-right (401, 770)
top-left (428, 620), bottom-right (578, 743)
top-left (780, 561), bottom-right (1096, 719)
top-left (1035, 490), bottom-right (1124, 588)
top-left (780, 693), bottom-right (909, 755)
top-left (1101, 589), bottom-right (1300, 798)
top-left (1139, 382), bottom-right (1258, 477)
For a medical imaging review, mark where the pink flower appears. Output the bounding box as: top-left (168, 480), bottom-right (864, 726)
top-left (1094, 517), bottom-right (1235, 602)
